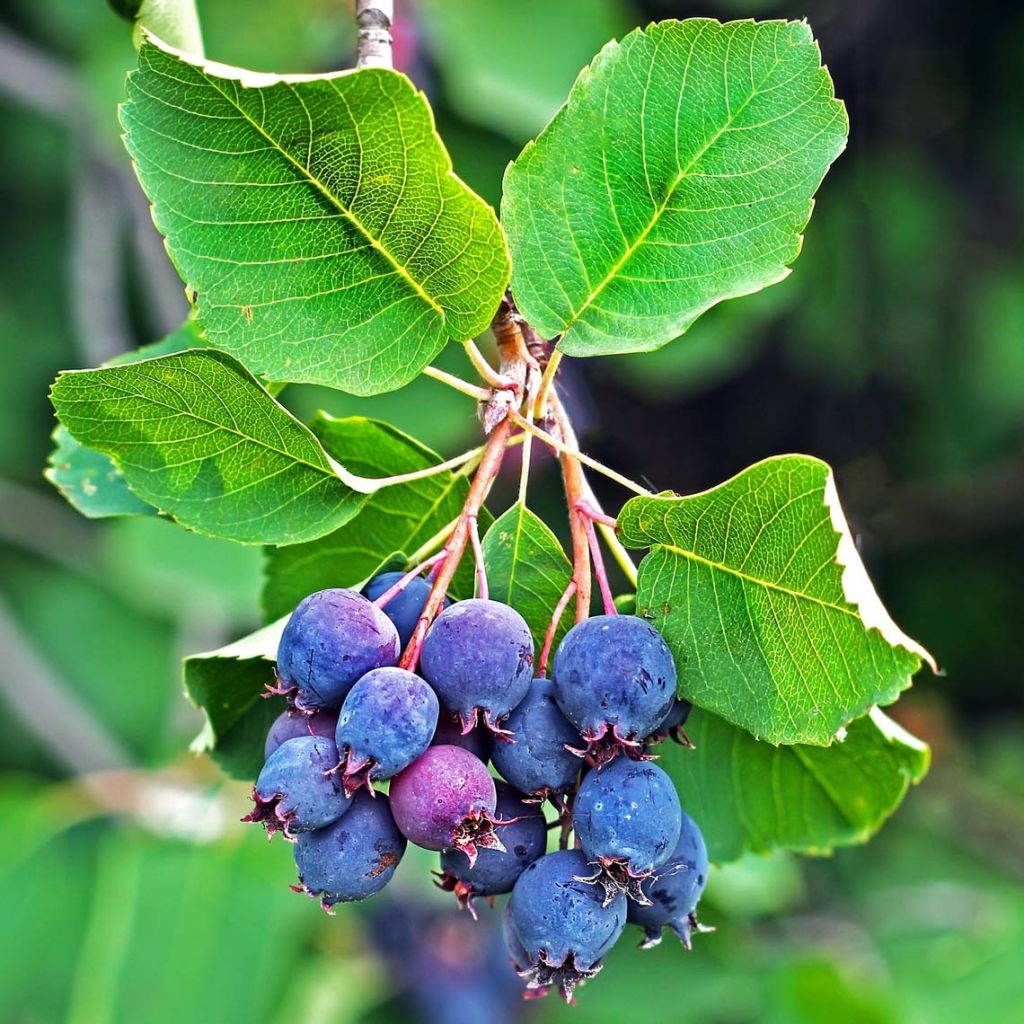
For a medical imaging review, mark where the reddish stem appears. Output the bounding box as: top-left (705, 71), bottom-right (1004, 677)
top-left (398, 415), bottom-right (514, 671)
top-left (583, 515), bottom-right (617, 616)
top-left (552, 402), bottom-right (592, 623)
top-left (468, 513), bottom-right (488, 600)
top-left (574, 499), bottom-right (618, 529)
top-left (538, 579), bottom-right (577, 678)
top-left (371, 551), bottom-right (448, 609)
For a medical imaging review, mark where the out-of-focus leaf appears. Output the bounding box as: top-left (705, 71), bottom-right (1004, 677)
top-left (662, 707), bottom-right (930, 863)
top-left (121, 38), bottom-right (509, 395)
top-left (51, 350), bottom-right (371, 545)
top-left (620, 455), bottom-right (933, 746)
top-left (503, 19), bottom-right (847, 357)
top-left (481, 502), bottom-right (571, 650)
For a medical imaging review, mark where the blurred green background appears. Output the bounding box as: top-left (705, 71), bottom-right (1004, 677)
top-left (1, 1), bottom-right (1022, 1022)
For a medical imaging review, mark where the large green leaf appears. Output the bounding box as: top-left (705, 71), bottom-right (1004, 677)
top-left (121, 37), bottom-right (509, 395)
top-left (45, 322), bottom-right (204, 519)
top-left (50, 349), bottom-right (369, 545)
top-left (184, 617), bottom-right (284, 780)
top-left (262, 415), bottom-right (479, 620)
top-left (619, 455), bottom-right (934, 746)
top-left (481, 502), bottom-right (572, 649)
top-left (502, 18), bottom-right (848, 356)
top-left (663, 707), bottom-right (930, 863)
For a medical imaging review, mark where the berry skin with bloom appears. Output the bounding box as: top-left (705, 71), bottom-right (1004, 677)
top-left (274, 589), bottom-right (400, 712)
top-left (243, 735), bottom-right (350, 840)
top-left (552, 614), bottom-right (676, 764)
top-left (419, 599), bottom-right (534, 736)
top-left (646, 697), bottom-right (693, 746)
top-left (292, 791), bottom-right (406, 910)
top-left (333, 666), bottom-right (439, 794)
top-left (438, 782), bottom-right (547, 916)
top-left (572, 757), bottom-right (682, 904)
top-left (508, 849), bottom-right (627, 1003)
top-left (389, 744), bottom-right (505, 865)
top-left (627, 811), bottom-right (711, 949)
top-left (264, 708), bottom-right (337, 760)
top-left (490, 678), bottom-right (581, 798)
top-left (432, 711), bottom-right (494, 763)
top-left (362, 571), bottom-right (452, 648)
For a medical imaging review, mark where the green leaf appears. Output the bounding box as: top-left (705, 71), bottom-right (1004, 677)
top-left (121, 37), bottom-right (509, 395)
top-left (50, 349), bottom-right (369, 545)
top-left (618, 455), bottom-right (935, 746)
top-left (481, 502), bottom-right (571, 650)
top-left (502, 18), bottom-right (848, 356)
top-left (45, 322), bottom-right (205, 519)
top-left (184, 617), bottom-right (284, 780)
top-left (662, 707), bottom-right (930, 863)
top-left (262, 415), bottom-right (479, 619)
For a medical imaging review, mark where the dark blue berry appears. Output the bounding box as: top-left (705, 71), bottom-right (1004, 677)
top-left (334, 666), bottom-right (439, 794)
top-left (627, 811), bottom-right (710, 948)
top-left (438, 782), bottom-right (547, 915)
top-left (362, 571), bottom-right (451, 648)
top-left (490, 678), bottom-right (581, 797)
top-left (243, 735), bottom-right (350, 840)
top-left (419, 599), bottom-right (534, 735)
top-left (274, 589), bottom-right (400, 712)
top-left (552, 614), bottom-right (676, 764)
top-left (508, 849), bottom-right (626, 1002)
top-left (572, 757), bottom-right (682, 904)
top-left (432, 711), bottom-right (494, 764)
top-left (647, 697), bottom-right (693, 746)
top-left (264, 708), bottom-right (337, 759)
top-left (292, 790), bottom-right (406, 909)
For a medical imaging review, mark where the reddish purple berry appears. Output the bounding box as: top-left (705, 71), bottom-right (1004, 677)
top-left (389, 745), bottom-right (504, 866)
top-left (432, 712), bottom-right (494, 764)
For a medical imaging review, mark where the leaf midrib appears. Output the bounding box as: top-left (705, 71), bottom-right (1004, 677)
top-left (562, 28), bottom-right (792, 336)
top-left (191, 67), bottom-right (447, 322)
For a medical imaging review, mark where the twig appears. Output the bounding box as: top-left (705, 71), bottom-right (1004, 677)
top-left (582, 514), bottom-right (616, 616)
top-left (371, 551), bottom-right (447, 608)
top-left (552, 402), bottom-right (592, 623)
top-left (327, 444), bottom-right (485, 494)
top-left (355, 0), bottom-right (393, 69)
top-left (422, 365), bottom-right (492, 401)
top-left (468, 514), bottom-right (488, 599)
top-left (534, 349), bottom-right (562, 418)
top-left (538, 580), bottom-right (577, 678)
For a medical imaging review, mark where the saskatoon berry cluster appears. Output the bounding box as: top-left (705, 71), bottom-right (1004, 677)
top-left (246, 572), bottom-right (709, 1003)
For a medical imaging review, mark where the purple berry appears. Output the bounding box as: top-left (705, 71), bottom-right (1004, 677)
top-left (273, 589), bottom-right (400, 712)
top-left (264, 708), bottom-right (337, 760)
top-left (292, 791), bottom-right (406, 910)
top-left (490, 678), bottom-right (581, 798)
top-left (438, 782), bottom-right (547, 916)
top-left (627, 811), bottom-right (710, 948)
top-left (646, 697), bottom-right (693, 746)
top-left (243, 735), bottom-right (350, 840)
top-left (419, 599), bottom-right (534, 736)
top-left (390, 745), bottom-right (503, 865)
top-left (362, 571), bottom-right (451, 648)
top-left (552, 615), bottom-right (676, 764)
top-left (432, 712), bottom-right (494, 764)
top-left (508, 849), bottom-right (627, 1003)
top-left (572, 757), bottom-right (682, 904)
top-left (334, 667), bottom-right (439, 795)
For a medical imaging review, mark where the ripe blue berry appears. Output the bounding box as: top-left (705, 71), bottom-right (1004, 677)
top-left (572, 757), bottom-right (682, 904)
top-left (292, 791), bottom-right (406, 910)
top-left (552, 614), bottom-right (676, 764)
top-left (647, 697), bottom-right (693, 746)
top-left (334, 666), bottom-right (439, 794)
top-left (274, 589), bottom-right (400, 712)
top-left (438, 782), bottom-right (547, 916)
top-left (419, 599), bottom-right (534, 736)
top-left (508, 849), bottom-right (627, 1002)
top-left (432, 712), bottom-right (494, 764)
top-left (490, 678), bottom-right (581, 798)
top-left (627, 811), bottom-right (710, 948)
top-left (243, 735), bottom-right (350, 840)
top-left (361, 571), bottom-right (452, 648)
top-left (390, 745), bottom-right (504, 865)
top-left (264, 708), bottom-right (337, 759)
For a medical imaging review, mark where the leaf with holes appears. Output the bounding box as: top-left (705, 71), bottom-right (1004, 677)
top-left (121, 36), bottom-right (509, 395)
top-left (502, 18), bottom-right (848, 355)
top-left (50, 349), bottom-right (369, 545)
top-left (660, 706), bottom-right (930, 863)
top-left (619, 455), bottom-right (935, 746)
top-left (481, 502), bottom-right (572, 650)
top-left (262, 415), bottom-right (482, 620)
